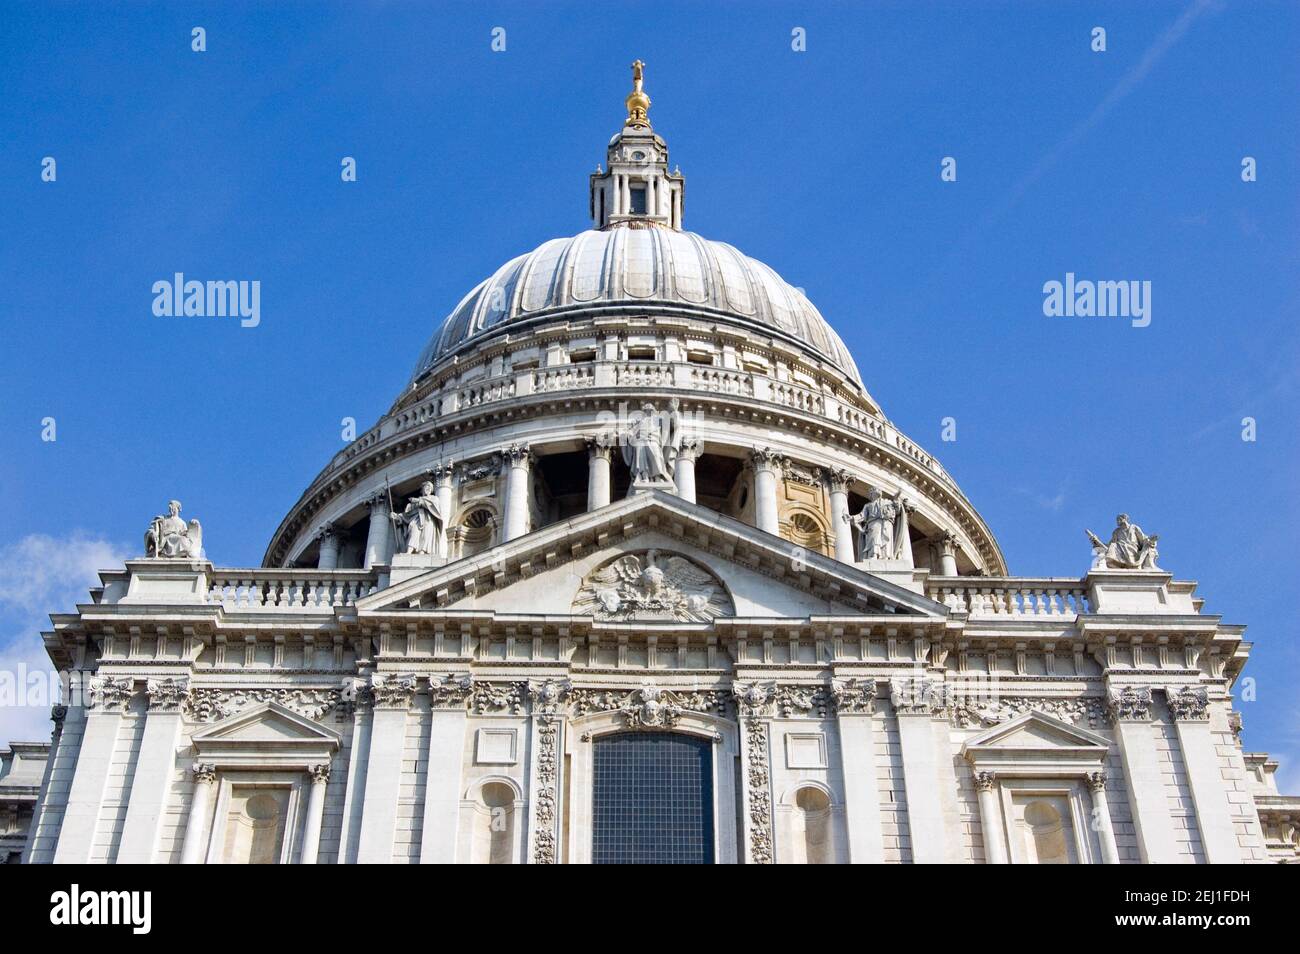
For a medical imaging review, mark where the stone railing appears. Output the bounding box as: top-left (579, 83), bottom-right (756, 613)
top-left (208, 570), bottom-right (380, 611)
top-left (332, 360), bottom-right (957, 491)
top-left (927, 578), bottom-right (1091, 617)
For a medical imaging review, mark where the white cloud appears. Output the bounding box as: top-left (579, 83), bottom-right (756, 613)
top-left (0, 533), bottom-right (129, 747)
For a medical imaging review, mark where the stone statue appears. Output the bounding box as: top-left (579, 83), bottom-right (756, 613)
top-left (622, 402), bottom-right (676, 491)
top-left (572, 549), bottom-right (732, 622)
top-left (391, 480), bottom-right (444, 555)
top-left (1088, 514), bottom-right (1159, 570)
top-left (851, 489), bottom-right (912, 562)
top-left (144, 499), bottom-right (203, 559)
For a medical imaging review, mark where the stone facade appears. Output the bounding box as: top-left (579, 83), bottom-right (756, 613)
top-left (6, 65), bottom-right (1297, 864)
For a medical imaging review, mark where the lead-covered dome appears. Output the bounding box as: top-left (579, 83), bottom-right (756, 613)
top-left (411, 228), bottom-right (863, 387)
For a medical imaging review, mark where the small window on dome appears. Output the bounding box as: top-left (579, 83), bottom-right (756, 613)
top-left (629, 187), bottom-right (647, 215)
top-left (627, 346), bottom-right (656, 361)
top-left (687, 351), bottom-right (715, 366)
top-left (569, 349), bottom-right (596, 363)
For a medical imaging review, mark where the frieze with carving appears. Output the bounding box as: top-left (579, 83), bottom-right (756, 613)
top-left (570, 681), bottom-right (729, 728)
top-left (190, 687), bottom-right (342, 722)
top-left (572, 549), bottom-right (732, 622)
top-left (949, 695), bottom-right (1107, 729)
top-left (470, 681), bottom-right (527, 715)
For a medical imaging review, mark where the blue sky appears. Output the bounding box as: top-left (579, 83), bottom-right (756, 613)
top-left (1, 1), bottom-right (1297, 777)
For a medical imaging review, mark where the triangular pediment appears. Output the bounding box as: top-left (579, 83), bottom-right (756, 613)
top-left (962, 711), bottom-right (1110, 753)
top-left (191, 701), bottom-right (341, 747)
top-left (355, 491), bottom-right (946, 620)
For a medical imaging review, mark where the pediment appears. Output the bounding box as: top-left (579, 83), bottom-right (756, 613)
top-left (356, 492), bottom-right (946, 620)
top-left (962, 711), bottom-right (1110, 755)
top-left (191, 701), bottom-right (340, 749)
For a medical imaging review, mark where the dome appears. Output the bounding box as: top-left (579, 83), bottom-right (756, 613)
top-left (411, 228), bottom-right (864, 388)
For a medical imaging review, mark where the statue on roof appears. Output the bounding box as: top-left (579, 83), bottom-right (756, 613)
top-left (1088, 514), bottom-right (1159, 570)
top-left (145, 499), bottom-right (203, 559)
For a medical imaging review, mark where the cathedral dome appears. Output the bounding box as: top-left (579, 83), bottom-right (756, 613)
top-left (410, 228), bottom-right (864, 388)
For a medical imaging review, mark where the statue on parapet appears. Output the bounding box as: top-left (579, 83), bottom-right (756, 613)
top-left (145, 499), bottom-right (203, 559)
top-left (391, 480), bottom-right (445, 555)
top-left (1087, 514), bottom-right (1159, 570)
top-left (852, 488), bottom-right (913, 563)
top-left (623, 401), bottom-right (677, 493)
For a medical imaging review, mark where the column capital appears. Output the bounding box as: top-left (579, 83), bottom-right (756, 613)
top-left (502, 443), bottom-right (533, 468)
top-left (830, 677), bottom-right (877, 715)
top-left (1165, 686), bottom-right (1210, 722)
top-left (87, 675), bottom-right (134, 712)
top-left (1087, 771), bottom-right (1108, 792)
top-left (973, 770), bottom-right (997, 792)
top-left (365, 491), bottom-right (390, 512)
top-left (429, 461), bottom-right (456, 488)
top-left (822, 466), bottom-right (853, 494)
top-left (585, 436), bottom-right (614, 462)
top-left (370, 673), bottom-right (419, 709)
top-left (1107, 685), bottom-right (1154, 722)
top-left (939, 530), bottom-right (959, 557)
top-left (309, 762), bottom-right (332, 785)
top-left (428, 673), bottom-right (474, 710)
top-left (890, 676), bottom-right (949, 716)
top-left (145, 676), bottom-right (191, 712)
top-left (191, 762), bottom-right (217, 785)
top-left (747, 446), bottom-right (786, 475)
top-left (676, 436), bottom-right (704, 463)
top-left (314, 522), bottom-right (339, 543)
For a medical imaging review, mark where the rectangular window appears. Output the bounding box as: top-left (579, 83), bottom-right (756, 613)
top-left (627, 346), bottom-right (656, 361)
top-left (629, 187), bottom-right (647, 215)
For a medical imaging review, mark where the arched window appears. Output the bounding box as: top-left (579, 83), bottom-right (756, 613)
top-left (791, 786), bottom-right (833, 864)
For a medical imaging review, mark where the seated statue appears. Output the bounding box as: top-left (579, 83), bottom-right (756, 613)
top-left (1087, 514), bottom-right (1159, 570)
top-left (145, 500), bottom-right (203, 559)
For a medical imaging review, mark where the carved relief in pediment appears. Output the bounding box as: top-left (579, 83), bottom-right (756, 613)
top-left (571, 549), bottom-right (733, 622)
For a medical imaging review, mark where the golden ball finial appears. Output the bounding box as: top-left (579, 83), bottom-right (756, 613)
top-left (625, 59), bottom-right (651, 128)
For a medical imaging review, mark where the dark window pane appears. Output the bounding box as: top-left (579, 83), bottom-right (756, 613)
top-left (592, 731), bottom-right (714, 864)
top-left (630, 187), bottom-right (647, 215)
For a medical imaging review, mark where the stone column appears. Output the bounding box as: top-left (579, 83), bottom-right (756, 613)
top-left (356, 674), bottom-right (416, 863)
top-left (973, 771), bottom-right (1008, 864)
top-left (586, 438), bottom-right (612, 511)
top-left (432, 463), bottom-right (455, 559)
top-left (673, 438), bottom-right (702, 504)
top-left (52, 676), bottom-right (133, 863)
top-left (502, 444), bottom-right (532, 541)
top-left (831, 679), bottom-right (885, 863)
top-left (179, 762), bottom-right (217, 864)
top-left (890, 677), bottom-right (951, 864)
top-left (1087, 771), bottom-right (1120, 864)
top-left (419, 675), bottom-right (472, 863)
top-left (299, 762), bottom-right (330, 865)
top-left (823, 467), bottom-right (855, 563)
top-left (937, 531), bottom-right (959, 577)
top-left (1108, 686), bottom-right (1180, 863)
top-left (749, 448), bottom-right (784, 536)
top-left (1166, 687), bottom-right (1244, 863)
top-left (316, 524), bottom-right (341, 570)
top-left (116, 677), bottom-right (190, 863)
top-left (363, 493), bottom-right (391, 569)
